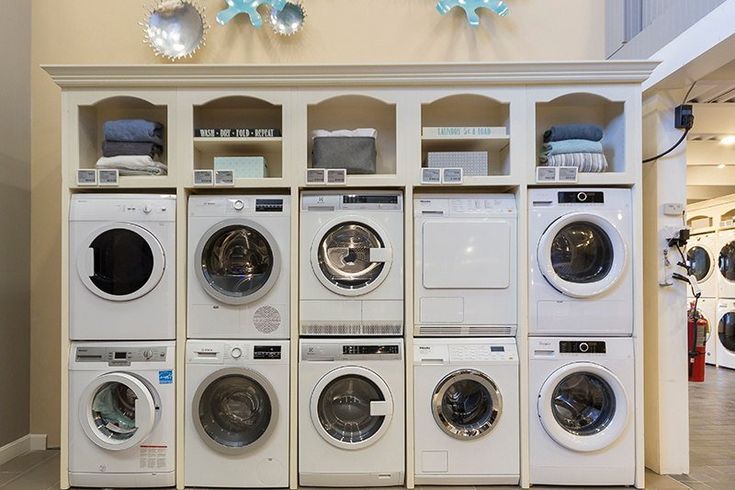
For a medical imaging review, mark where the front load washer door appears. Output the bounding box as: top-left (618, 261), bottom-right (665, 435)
top-left (719, 311), bottom-right (735, 354)
top-left (77, 223), bottom-right (165, 302)
top-left (79, 372), bottom-right (159, 451)
top-left (196, 219), bottom-right (281, 306)
top-left (537, 212), bottom-right (627, 298)
top-left (687, 244), bottom-right (714, 285)
top-left (719, 240), bottom-right (735, 286)
top-left (311, 218), bottom-right (392, 296)
top-left (193, 368), bottom-right (277, 453)
top-left (432, 369), bottom-right (502, 440)
top-left (310, 366), bottom-right (393, 449)
top-left (537, 362), bottom-right (629, 452)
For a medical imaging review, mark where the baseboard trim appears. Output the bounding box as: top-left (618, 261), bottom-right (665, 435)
top-left (0, 434), bottom-right (48, 465)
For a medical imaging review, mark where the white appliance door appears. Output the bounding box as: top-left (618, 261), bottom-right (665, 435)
top-left (686, 243), bottom-right (714, 285)
top-left (195, 219), bottom-right (281, 306)
top-left (422, 220), bottom-right (510, 289)
top-left (432, 369), bottom-right (502, 440)
top-left (537, 362), bottom-right (629, 452)
top-left (718, 310), bottom-right (735, 355)
top-left (77, 223), bottom-right (165, 302)
top-left (79, 372), bottom-right (158, 451)
top-left (719, 238), bottom-right (735, 285)
top-left (193, 368), bottom-right (277, 454)
top-left (310, 366), bottom-right (393, 449)
top-left (311, 218), bottom-right (392, 296)
top-left (537, 212), bottom-right (626, 298)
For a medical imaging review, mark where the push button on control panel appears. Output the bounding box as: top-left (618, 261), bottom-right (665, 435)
top-left (231, 347), bottom-right (243, 359)
top-left (233, 200), bottom-right (245, 211)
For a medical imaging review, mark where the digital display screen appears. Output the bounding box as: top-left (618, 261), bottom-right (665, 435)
top-left (343, 195), bottom-right (399, 205)
top-left (490, 346), bottom-right (505, 352)
top-left (558, 191), bottom-right (605, 204)
top-left (114, 352), bottom-right (127, 360)
top-left (254, 346), bottom-right (281, 359)
top-left (343, 345), bottom-right (400, 355)
top-left (255, 199), bottom-right (284, 212)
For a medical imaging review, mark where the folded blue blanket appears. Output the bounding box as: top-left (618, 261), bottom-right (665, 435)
top-left (543, 124), bottom-right (603, 142)
top-left (102, 141), bottom-right (162, 158)
top-left (103, 119), bottom-right (164, 145)
top-left (541, 139), bottom-right (604, 157)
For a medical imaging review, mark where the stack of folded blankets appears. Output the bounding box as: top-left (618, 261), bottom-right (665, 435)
top-left (96, 119), bottom-right (168, 176)
top-left (539, 124), bottom-right (608, 173)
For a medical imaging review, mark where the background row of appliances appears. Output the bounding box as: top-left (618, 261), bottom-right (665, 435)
top-left (69, 188), bottom-right (634, 341)
top-left (68, 336), bottom-right (635, 488)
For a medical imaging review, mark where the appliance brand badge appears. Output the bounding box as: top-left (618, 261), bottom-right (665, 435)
top-left (159, 370), bottom-right (173, 384)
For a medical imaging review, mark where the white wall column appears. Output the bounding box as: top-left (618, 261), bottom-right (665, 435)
top-left (642, 92), bottom-right (690, 475)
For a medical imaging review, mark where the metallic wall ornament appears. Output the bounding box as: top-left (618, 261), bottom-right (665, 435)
top-left (269, 1), bottom-right (306, 36)
top-left (436, 0), bottom-right (509, 26)
top-left (143, 0), bottom-right (209, 60)
top-left (216, 0), bottom-right (287, 27)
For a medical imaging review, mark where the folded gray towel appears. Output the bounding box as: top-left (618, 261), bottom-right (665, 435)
top-left (103, 119), bottom-right (164, 145)
top-left (102, 141), bottom-right (162, 158)
top-left (543, 124), bottom-right (603, 143)
top-left (541, 152), bottom-right (608, 172)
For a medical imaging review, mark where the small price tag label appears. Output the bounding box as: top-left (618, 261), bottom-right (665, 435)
top-left (326, 169), bottom-right (347, 185)
top-left (214, 170), bottom-right (235, 186)
top-left (193, 170), bottom-right (214, 186)
top-left (441, 168), bottom-right (463, 184)
top-left (557, 166), bottom-right (579, 183)
top-left (421, 168), bottom-right (442, 185)
top-left (536, 166), bottom-right (557, 183)
top-left (306, 168), bottom-right (327, 185)
top-left (98, 169), bottom-right (119, 186)
top-left (77, 169), bottom-right (97, 186)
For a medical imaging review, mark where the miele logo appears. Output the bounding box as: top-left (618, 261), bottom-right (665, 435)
top-left (418, 346), bottom-right (431, 350)
top-left (538, 340), bottom-right (553, 347)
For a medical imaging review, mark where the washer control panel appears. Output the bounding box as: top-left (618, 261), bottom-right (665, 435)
top-left (75, 346), bottom-right (167, 365)
top-left (414, 342), bottom-right (518, 364)
top-left (559, 340), bottom-right (607, 354)
top-left (302, 342), bottom-right (403, 361)
top-left (558, 191), bottom-right (605, 204)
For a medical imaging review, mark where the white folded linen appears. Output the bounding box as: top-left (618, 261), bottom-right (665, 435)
top-left (311, 128), bottom-right (377, 139)
top-left (96, 155), bottom-right (168, 176)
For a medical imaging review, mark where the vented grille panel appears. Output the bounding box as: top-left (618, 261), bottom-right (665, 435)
top-left (253, 305), bottom-right (281, 334)
top-left (301, 321), bottom-right (403, 336)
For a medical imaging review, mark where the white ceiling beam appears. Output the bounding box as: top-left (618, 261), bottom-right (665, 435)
top-left (687, 141), bottom-right (735, 164)
top-left (687, 165), bottom-right (735, 185)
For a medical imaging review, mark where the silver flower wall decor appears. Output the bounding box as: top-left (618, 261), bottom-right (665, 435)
top-left (269, 1), bottom-right (306, 36)
top-left (143, 0), bottom-right (209, 61)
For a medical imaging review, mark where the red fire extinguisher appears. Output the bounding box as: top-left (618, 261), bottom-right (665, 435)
top-left (688, 300), bottom-right (709, 382)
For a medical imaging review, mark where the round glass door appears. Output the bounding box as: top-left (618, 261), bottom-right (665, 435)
top-left (719, 311), bottom-right (735, 353)
top-left (196, 220), bottom-right (280, 306)
top-left (311, 367), bottom-right (393, 449)
top-left (193, 369), bottom-right (276, 453)
top-left (432, 369), bottom-right (502, 440)
top-left (79, 372), bottom-right (158, 451)
top-left (687, 246), bottom-right (713, 283)
top-left (538, 212), bottom-right (627, 298)
top-left (720, 241), bottom-right (735, 283)
top-left (537, 362), bottom-right (629, 452)
top-left (77, 224), bottom-right (165, 301)
top-left (312, 220), bottom-right (391, 296)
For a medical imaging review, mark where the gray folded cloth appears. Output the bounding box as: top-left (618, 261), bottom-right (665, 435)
top-left (543, 124), bottom-right (603, 142)
top-left (103, 119), bottom-right (164, 145)
top-left (102, 141), bottom-right (162, 158)
top-left (540, 152), bottom-right (608, 172)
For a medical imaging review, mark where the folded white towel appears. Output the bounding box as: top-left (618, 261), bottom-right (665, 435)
top-left (541, 152), bottom-right (608, 173)
top-left (311, 128), bottom-right (377, 139)
top-left (96, 155), bottom-right (168, 176)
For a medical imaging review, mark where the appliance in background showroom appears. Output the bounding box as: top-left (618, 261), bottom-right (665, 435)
top-left (528, 337), bottom-right (635, 486)
top-left (69, 194), bottom-right (176, 341)
top-left (299, 338), bottom-right (405, 487)
top-left (529, 188), bottom-right (633, 336)
top-left (68, 341), bottom-right (176, 488)
top-left (188, 195), bottom-right (290, 339)
top-left (300, 191), bottom-right (404, 336)
top-left (686, 231), bottom-right (718, 299)
top-left (716, 300), bottom-right (735, 369)
top-left (719, 228), bottom-right (735, 299)
top-left (413, 194), bottom-right (517, 336)
top-left (185, 340), bottom-right (289, 488)
top-left (691, 297), bottom-right (717, 365)
top-left (413, 337), bottom-right (519, 485)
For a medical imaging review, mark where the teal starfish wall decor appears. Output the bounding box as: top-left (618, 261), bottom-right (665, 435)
top-left (436, 0), bottom-right (509, 26)
top-left (216, 0), bottom-right (287, 27)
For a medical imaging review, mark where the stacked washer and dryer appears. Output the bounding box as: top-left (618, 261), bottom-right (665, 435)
top-left (68, 194), bottom-right (177, 488)
top-left (686, 230), bottom-right (718, 366)
top-left (185, 195), bottom-right (291, 488)
top-left (413, 194), bottom-right (521, 486)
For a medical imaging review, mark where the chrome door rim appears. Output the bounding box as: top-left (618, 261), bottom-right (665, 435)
top-left (432, 369), bottom-right (502, 440)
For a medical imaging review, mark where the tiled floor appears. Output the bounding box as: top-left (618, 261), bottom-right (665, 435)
top-left (5, 367), bottom-right (734, 489)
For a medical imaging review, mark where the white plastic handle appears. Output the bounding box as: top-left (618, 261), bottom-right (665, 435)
top-left (370, 400), bottom-right (391, 417)
top-left (134, 397), bottom-right (142, 427)
top-left (369, 247), bottom-right (391, 263)
top-left (86, 248), bottom-right (96, 278)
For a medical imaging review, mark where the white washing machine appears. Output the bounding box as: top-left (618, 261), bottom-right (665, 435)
top-left (188, 195), bottom-right (290, 339)
top-left (716, 300), bottom-right (735, 369)
top-left (529, 337), bottom-right (635, 486)
top-left (300, 191), bottom-right (404, 336)
top-left (185, 340), bottom-right (289, 488)
top-left (69, 194), bottom-right (176, 341)
top-left (414, 194), bottom-right (517, 337)
top-left (529, 188), bottom-right (633, 336)
top-left (686, 231), bottom-right (717, 299)
top-left (413, 338), bottom-right (519, 485)
top-left (690, 297), bottom-right (716, 365)
top-left (718, 228), bottom-right (735, 299)
top-left (299, 338), bottom-right (404, 487)
top-left (68, 341), bottom-right (175, 488)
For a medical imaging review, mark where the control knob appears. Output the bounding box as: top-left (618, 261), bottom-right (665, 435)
top-left (233, 200), bottom-right (245, 211)
top-left (579, 342), bottom-right (590, 353)
top-left (143, 349), bottom-right (153, 359)
top-left (231, 347), bottom-right (243, 359)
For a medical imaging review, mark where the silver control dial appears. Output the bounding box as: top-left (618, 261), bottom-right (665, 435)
top-left (579, 342), bottom-right (589, 353)
top-left (231, 347), bottom-right (243, 359)
top-left (233, 200), bottom-right (245, 211)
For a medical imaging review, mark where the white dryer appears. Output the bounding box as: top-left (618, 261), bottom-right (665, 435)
top-left (414, 194), bottom-right (517, 337)
top-left (413, 338), bottom-right (519, 485)
top-left (718, 228), bottom-right (735, 299)
top-left (529, 188), bottom-right (633, 336)
top-left (716, 300), bottom-right (735, 369)
top-left (300, 191), bottom-right (404, 336)
top-left (68, 341), bottom-right (175, 488)
top-left (691, 297), bottom-right (716, 365)
top-left (299, 338), bottom-right (404, 487)
top-left (188, 195), bottom-right (290, 339)
top-left (185, 340), bottom-right (289, 488)
top-left (686, 231), bottom-right (717, 299)
top-left (529, 337), bottom-right (635, 486)
top-left (69, 194), bottom-right (175, 340)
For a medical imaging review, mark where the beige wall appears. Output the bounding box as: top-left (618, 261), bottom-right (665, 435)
top-left (1, 0), bottom-right (31, 447)
top-left (31, 0), bottom-right (606, 446)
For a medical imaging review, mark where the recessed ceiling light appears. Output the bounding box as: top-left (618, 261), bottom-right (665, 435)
top-left (721, 136), bottom-right (735, 145)
top-left (718, 163), bottom-right (727, 169)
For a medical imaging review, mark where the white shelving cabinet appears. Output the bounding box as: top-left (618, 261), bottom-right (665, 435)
top-left (47, 61), bottom-right (656, 490)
